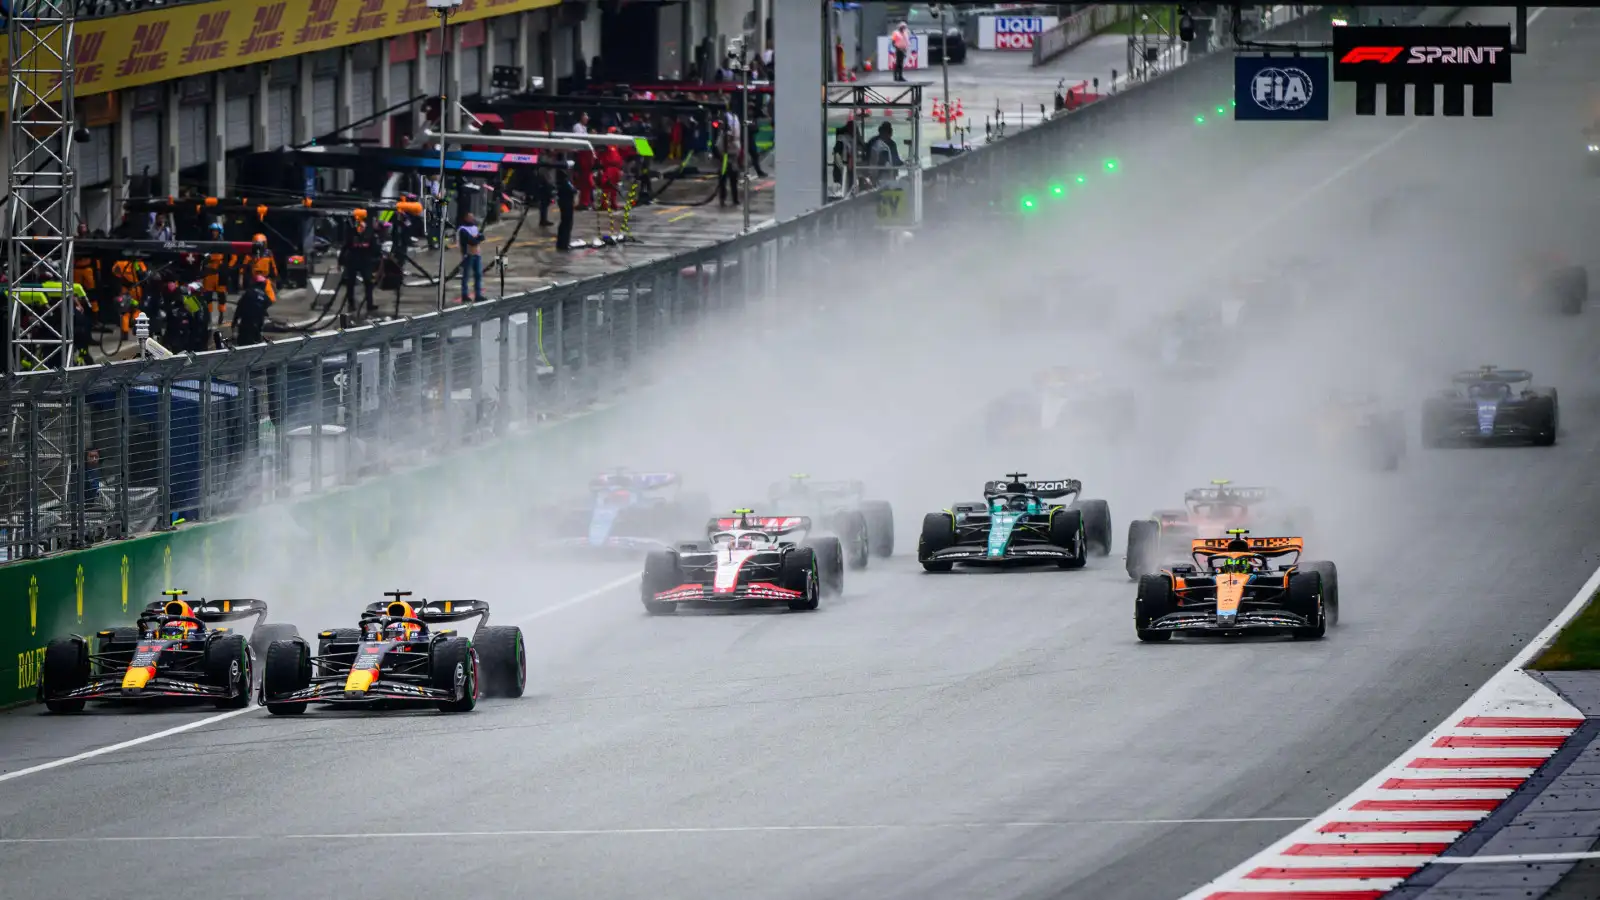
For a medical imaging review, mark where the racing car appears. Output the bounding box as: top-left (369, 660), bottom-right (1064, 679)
top-left (259, 592), bottom-right (526, 715)
top-left (1313, 389), bottom-right (1406, 472)
top-left (640, 510), bottom-right (845, 614)
top-left (1422, 366), bottom-right (1558, 447)
top-left (1125, 481), bottom-right (1313, 579)
top-left (765, 474), bottom-right (894, 567)
top-left (917, 474), bottom-right (1111, 572)
top-left (37, 590), bottom-right (298, 713)
top-left (533, 469), bottom-right (712, 554)
top-left (1134, 530), bottom-right (1339, 642)
top-left (984, 367), bottom-right (1138, 442)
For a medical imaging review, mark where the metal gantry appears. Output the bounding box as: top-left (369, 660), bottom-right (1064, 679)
top-left (5, 0), bottom-right (80, 558)
top-left (823, 81), bottom-right (924, 229)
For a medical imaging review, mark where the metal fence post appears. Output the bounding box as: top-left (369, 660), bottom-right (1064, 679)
top-left (22, 402), bottom-right (40, 557)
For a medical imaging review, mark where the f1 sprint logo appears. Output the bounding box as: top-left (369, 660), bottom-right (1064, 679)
top-left (1340, 45), bottom-right (1504, 64)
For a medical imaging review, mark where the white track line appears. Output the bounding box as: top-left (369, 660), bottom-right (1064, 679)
top-left (0, 575), bottom-right (642, 789)
top-left (0, 816), bottom-right (1313, 845)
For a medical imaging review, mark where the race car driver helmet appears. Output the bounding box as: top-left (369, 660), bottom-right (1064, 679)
top-left (733, 533), bottom-right (759, 550)
top-left (384, 601), bottom-right (421, 639)
top-left (384, 621), bottom-right (414, 642)
top-left (159, 599), bottom-right (198, 638)
top-left (1218, 555), bottom-right (1253, 575)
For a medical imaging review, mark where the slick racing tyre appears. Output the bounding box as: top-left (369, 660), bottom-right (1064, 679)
top-left (640, 550), bottom-right (682, 616)
top-left (262, 639), bottom-right (311, 716)
top-left (249, 623), bottom-right (300, 659)
top-left (1135, 574), bottom-right (1175, 643)
top-left (1301, 560), bottom-right (1339, 627)
top-left (1125, 519), bottom-right (1161, 581)
top-left (835, 510), bottom-right (870, 570)
top-left (1288, 570), bottom-right (1327, 640)
top-left (810, 536), bottom-right (846, 596)
top-left (919, 512), bottom-right (956, 572)
top-left (1050, 508), bottom-right (1087, 569)
top-left (205, 633), bottom-right (253, 709)
top-left (475, 625), bottom-right (527, 698)
top-left (1075, 499), bottom-right (1113, 556)
top-left (432, 637), bottom-right (479, 713)
top-left (781, 546), bottom-right (821, 611)
top-left (860, 500), bottom-right (895, 558)
top-left (40, 636), bottom-right (90, 713)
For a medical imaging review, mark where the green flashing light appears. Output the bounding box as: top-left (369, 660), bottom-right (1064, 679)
top-left (1194, 114), bottom-right (1206, 124)
top-left (1020, 196), bottom-right (1037, 210)
top-left (1074, 174), bottom-right (1086, 185)
top-left (1215, 105), bottom-right (1226, 114)
top-left (1049, 183), bottom-right (1065, 197)
top-left (1103, 158), bottom-right (1118, 172)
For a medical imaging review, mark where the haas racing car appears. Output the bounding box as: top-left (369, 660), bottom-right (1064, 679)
top-left (1422, 366), bottom-right (1558, 447)
top-left (37, 590), bottom-right (298, 713)
top-left (917, 474), bottom-right (1112, 572)
top-left (1134, 530), bottom-right (1339, 642)
top-left (639, 510), bottom-right (845, 614)
top-left (259, 592), bottom-right (526, 715)
top-left (533, 469), bottom-right (712, 554)
top-left (766, 474), bottom-right (894, 567)
top-left (1124, 481), bottom-right (1313, 580)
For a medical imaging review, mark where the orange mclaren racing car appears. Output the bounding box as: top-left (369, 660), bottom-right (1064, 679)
top-left (37, 590), bottom-right (298, 713)
top-left (1133, 530), bottom-right (1339, 642)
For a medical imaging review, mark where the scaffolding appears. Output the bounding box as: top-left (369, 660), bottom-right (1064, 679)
top-left (4, 0), bottom-right (80, 558)
top-left (824, 81), bottom-right (924, 229)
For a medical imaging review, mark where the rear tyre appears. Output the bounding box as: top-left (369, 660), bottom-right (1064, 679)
top-left (810, 536), bottom-right (845, 596)
top-left (432, 638), bottom-right (479, 712)
top-left (205, 633), bottom-right (253, 709)
top-left (919, 512), bottom-right (956, 572)
top-left (248, 623), bottom-right (300, 659)
top-left (640, 549), bottom-right (682, 616)
top-left (1302, 560), bottom-right (1339, 627)
top-left (1288, 570), bottom-right (1327, 640)
top-left (1050, 508), bottom-right (1087, 569)
top-left (474, 625), bottom-right (527, 699)
top-left (860, 500), bottom-right (895, 558)
top-left (41, 637), bottom-right (90, 713)
top-left (1076, 499), bottom-right (1113, 556)
top-left (836, 511), bottom-right (870, 570)
top-left (262, 639), bottom-right (311, 716)
top-left (1135, 574), bottom-right (1175, 642)
top-left (1126, 519), bottom-right (1160, 581)
top-left (1531, 394), bottom-right (1558, 446)
top-left (781, 546), bottom-right (821, 611)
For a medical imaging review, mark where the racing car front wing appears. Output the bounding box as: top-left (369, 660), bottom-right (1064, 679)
top-left (652, 582), bottom-right (803, 603)
top-left (265, 679), bottom-right (457, 704)
top-left (922, 545), bottom-right (1075, 564)
top-left (43, 676), bottom-right (234, 703)
top-left (1147, 609), bottom-right (1311, 633)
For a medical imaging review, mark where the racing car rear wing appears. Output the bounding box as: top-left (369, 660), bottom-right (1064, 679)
top-left (360, 595), bottom-right (494, 628)
top-left (139, 594), bottom-right (269, 624)
top-left (1183, 486), bottom-right (1273, 504)
top-left (1192, 535), bottom-right (1304, 555)
top-left (1451, 367), bottom-right (1532, 385)
top-left (707, 511), bottom-right (813, 536)
top-left (982, 477), bottom-right (1081, 500)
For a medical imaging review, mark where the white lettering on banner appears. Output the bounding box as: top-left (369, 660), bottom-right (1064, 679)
top-left (995, 16), bottom-right (1045, 33)
top-left (1407, 45), bottom-right (1503, 64)
top-left (994, 32), bottom-right (1036, 49)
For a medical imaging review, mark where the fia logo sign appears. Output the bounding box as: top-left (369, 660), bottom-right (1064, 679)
top-left (1251, 67), bottom-right (1314, 112)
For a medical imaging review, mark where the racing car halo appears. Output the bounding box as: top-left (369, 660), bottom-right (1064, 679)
top-left (1134, 530), bottom-right (1340, 642)
top-left (918, 474), bottom-right (1112, 572)
top-left (640, 510), bottom-right (845, 615)
top-left (259, 592), bottom-right (526, 715)
top-left (37, 590), bottom-right (298, 713)
top-left (1422, 366), bottom-right (1558, 447)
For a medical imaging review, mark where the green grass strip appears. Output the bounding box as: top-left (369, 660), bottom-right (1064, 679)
top-left (1532, 588), bottom-right (1600, 670)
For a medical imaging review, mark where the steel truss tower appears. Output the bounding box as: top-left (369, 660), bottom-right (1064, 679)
top-left (4, 0), bottom-right (79, 558)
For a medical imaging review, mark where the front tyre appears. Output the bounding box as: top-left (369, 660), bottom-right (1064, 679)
top-left (860, 500), bottom-right (895, 557)
top-left (432, 638), bottom-right (479, 712)
top-left (262, 639), bottom-right (311, 716)
top-left (919, 512), bottom-right (955, 572)
top-left (641, 550), bottom-right (683, 616)
top-left (1136, 574), bottom-right (1175, 642)
top-left (204, 633), bottom-right (253, 709)
top-left (40, 637), bottom-right (90, 713)
top-left (781, 546), bottom-right (821, 611)
top-left (810, 536), bottom-right (845, 596)
top-left (1288, 570), bottom-right (1327, 640)
top-left (1126, 519), bottom-right (1160, 581)
top-left (1076, 499), bottom-right (1113, 556)
top-left (1301, 560), bottom-right (1339, 627)
top-left (1050, 508), bottom-right (1087, 569)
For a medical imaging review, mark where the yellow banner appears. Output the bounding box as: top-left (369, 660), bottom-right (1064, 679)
top-left (4, 0), bottom-right (557, 104)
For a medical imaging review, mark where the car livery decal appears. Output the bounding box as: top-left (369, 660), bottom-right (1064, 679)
top-left (1216, 572), bottom-right (1248, 625)
top-left (1476, 399), bottom-right (1498, 435)
top-left (588, 504), bottom-right (622, 547)
top-left (713, 550), bottom-right (761, 593)
top-left (987, 511), bottom-right (1022, 558)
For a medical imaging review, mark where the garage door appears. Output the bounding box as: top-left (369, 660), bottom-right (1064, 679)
top-left (459, 45), bottom-right (482, 98)
top-left (495, 36), bottom-right (516, 73)
top-left (388, 60), bottom-right (412, 104)
top-left (265, 85), bottom-right (293, 149)
top-left (225, 94), bottom-right (252, 151)
top-left (76, 126), bottom-right (113, 186)
top-left (311, 76), bottom-right (337, 140)
top-left (351, 68), bottom-right (376, 125)
top-left (178, 104), bottom-right (209, 169)
top-left (131, 113), bottom-right (162, 178)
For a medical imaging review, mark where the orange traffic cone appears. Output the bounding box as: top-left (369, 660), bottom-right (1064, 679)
top-left (931, 98), bottom-right (944, 122)
top-left (952, 98), bottom-right (964, 123)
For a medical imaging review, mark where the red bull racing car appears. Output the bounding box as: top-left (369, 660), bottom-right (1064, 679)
top-left (260, 592), bottom-right (526, 715)
top-left (37, 590), bottom-right (298, 713)
top-left (639, 510), bottom-right (846, 615)
top-left (1134, 530), bottom-right (1340, 642)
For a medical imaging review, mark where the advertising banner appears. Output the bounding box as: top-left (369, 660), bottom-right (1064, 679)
top-left (1331, 25), bottom-right (1513, 84)
top-left (978, 15), bottom-right (1060, 50)
top-left (0, 0), bottom-right (560, 107)
top-left (1233, 55), bottom-right (1330, 121)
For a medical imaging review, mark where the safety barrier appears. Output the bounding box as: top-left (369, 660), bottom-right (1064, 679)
top-left (0, 5), bottom-right (1347, 704)
top-left (1032, 3), bottom-right (1132, 67)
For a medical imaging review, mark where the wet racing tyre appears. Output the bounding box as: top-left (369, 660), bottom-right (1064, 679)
top-left (919, 512), bottom-right (956, 572)
top-left (262, 639), bottom-right (311, 716)
top-left (432, 637), bottom-right (479, 713)
top-left (1075, 499), bottom-right (1113, 556)
top-left (1126, 519), bottom-right (1160, 581)
top-left (475, 625), bottom-right (527, 699)
top-left (810, 536), bottom-right (845, 596)
top-left (641, 550), bottom-right (682, 616)
top-left (1531, 392), bottom-right (1559, 446)
top-left (1288, 570), bottom-right (1327, 640)
top-left (248, 623), bottom-right (300, 659)
top-left (836, 510), bottom-right (870, 570)
top-left (1301, 560), bottom-right (1339, 627)
top-left (781, 546), bottom-right (821, 611)
top-left (1136, 574), bottom-right (1175, 643)
top-left (861, 500), bottom-right (895, 558)
top-left (1050, 507), bottom-right (1087, 569)
top-left (205, 633), bottom-right (253, 709)
top-left (41, 636), bottom-right (90, 713)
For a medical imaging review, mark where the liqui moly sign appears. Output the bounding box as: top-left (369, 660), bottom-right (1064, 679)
top-left (978, 15), bottom-right (1059, 50)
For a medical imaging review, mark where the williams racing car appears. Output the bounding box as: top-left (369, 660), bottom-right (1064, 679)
top-left (766, 474), bottom-right (894, 566)
top-left (1124, 481), bottom-right (1313, 580)
top-left (1134, 530), bottom-right (1339, 642)
top-left (259, 592), bottom-right (526, 715)
top-left (640, 510), bottom-right (845, 614)
top-left (37, 590), bottom-right (298, 713)
top-left (532, 469), bottom-right (712, 554)
top-left (1422, 366), bottom-right (1558, 447)
top-left (917, 474), bottom-right (1112, 572)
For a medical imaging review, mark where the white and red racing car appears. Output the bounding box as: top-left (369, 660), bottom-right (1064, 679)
top-left (639, 510), bottom-right (845, 615)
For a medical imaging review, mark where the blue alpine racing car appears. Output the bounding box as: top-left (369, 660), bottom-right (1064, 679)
top-left (536, 469), bottom-right (712, 554)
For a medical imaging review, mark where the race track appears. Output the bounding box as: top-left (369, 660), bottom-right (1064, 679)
top-left (5, 8), bottom-right (1600, 900)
